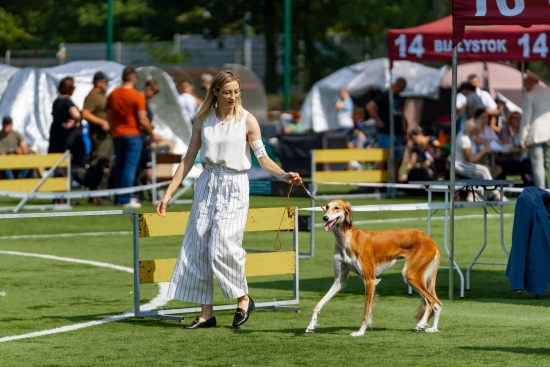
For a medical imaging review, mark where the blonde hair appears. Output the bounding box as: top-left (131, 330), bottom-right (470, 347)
top-left (463, 118), bottom-right (479, 134)
top-left (195, 70), bottom-right (245, 123)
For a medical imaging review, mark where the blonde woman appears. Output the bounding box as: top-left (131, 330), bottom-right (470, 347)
top-left (157, 70), bottom-right (302, 329)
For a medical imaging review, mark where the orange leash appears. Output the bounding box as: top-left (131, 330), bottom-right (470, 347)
top-left (273, 182), bottom-right (294, 250)
top-left (273, 182), bottom-right (326, 251)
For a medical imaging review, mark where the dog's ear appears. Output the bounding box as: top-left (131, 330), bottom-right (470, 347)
top-left (344, 201), bottom-right (352, 226)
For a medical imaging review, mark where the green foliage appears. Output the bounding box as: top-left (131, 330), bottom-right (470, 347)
top-left (0, 1), bottom-right (452, 90)
top-left (0, 9), bottom-right (32, 49)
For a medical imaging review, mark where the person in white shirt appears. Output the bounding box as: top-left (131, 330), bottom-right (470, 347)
top-left (177, 81), bottom-right (198, 128)
top-left (157, 70), bottom-right (302, 329)
top-left (468, 74), bottom-right (500, 132)
top-left (519, 74), bottom-right (550, 188)
top-left (455, 118), bottom-right (506, 201)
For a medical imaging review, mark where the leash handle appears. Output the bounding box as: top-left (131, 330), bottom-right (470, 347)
top-left (301, 183), bottom-right (325, 212)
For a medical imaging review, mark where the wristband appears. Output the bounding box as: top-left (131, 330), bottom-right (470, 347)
top-left (279, 171), bottom-right (287, 182)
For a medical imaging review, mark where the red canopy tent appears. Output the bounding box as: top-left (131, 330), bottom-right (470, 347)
top-left (387, 8), bottom-right (550, 300)
top-left (452, 0), bottom-right (550, 45)
top-left (388, 15), bottom-right (550, 62)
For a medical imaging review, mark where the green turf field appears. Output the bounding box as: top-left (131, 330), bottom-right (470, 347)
top-left (0, 189), bottom-right (549, 367)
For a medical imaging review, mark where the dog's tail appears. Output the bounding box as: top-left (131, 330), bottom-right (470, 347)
top-left (415, 250), bottom-right (440, 320)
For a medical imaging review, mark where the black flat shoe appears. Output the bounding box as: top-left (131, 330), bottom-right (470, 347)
top-left (184, 316), bottom-right (216, 329)
top-left (232, 297), bottom-right (255, 327)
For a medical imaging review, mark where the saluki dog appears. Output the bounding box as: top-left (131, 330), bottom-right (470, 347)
top-left (305, 200), bottom-right (442, 336)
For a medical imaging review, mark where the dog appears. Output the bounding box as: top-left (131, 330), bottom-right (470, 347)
top-left (305, 200), bottom-right (442, 336)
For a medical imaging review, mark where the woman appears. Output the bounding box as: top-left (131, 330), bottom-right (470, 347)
top-left (157, 70), bottom-right (302, 329)
top-left (455, 118), bottom-right (506, 201)
top-left (49, 76), bottom-right (83, 158)
top-left (399, 127), bottom-right (441, 182)
top-left (48, 76), bottom-right (87, 188)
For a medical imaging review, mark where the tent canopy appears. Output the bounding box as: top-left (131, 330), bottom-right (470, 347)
top-left (299, 58), bottom-right (447, 132)
top-left (388, 15), bottom-right (550, 62)
top-left (0, 61), bottom-right (190, 154)
top-left (452, 0), bottom-right (550, 45)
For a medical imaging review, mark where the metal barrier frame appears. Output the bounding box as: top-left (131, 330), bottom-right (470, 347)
top-left (133, 207), bottom-right (300, 321)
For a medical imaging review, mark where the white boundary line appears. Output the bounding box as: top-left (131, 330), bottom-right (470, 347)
top-left (0, 251), bottom-right (170, 343)
top-left (0, 231), bottom-right (131, 240)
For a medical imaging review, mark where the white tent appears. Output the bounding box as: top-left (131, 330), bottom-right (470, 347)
top-left (0, 61), bottom-right (191, 154)
top-left (300, 58), bottom-right (448, 132)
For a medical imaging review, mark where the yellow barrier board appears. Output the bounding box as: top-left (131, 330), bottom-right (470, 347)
top-left (139, 251), bottom-right (296, 283)
top-left (0, 153), bottom-right (68, 170)
top-left (313, 148), bottom-right (387, 163)
top-left (316, 170), bottom-right (387, 183)
top-left (0, 177), bottom-right (69, 192)
top-left (139, 207), bottom-right (294, 237)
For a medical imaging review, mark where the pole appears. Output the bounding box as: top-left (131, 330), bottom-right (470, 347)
top-left (106, 0), bottom-right (114, 61)
top-left (283, 0), bottom-right (292, 110)
top-left (449, 46), bottom-right (458, 301)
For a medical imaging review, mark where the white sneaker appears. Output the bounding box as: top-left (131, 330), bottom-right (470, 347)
top-left (466, 192), bottom-right (474, 202)
top-left (122, 198), bottom-right (142, 209)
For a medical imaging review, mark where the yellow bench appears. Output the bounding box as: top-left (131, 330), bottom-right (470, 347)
top-left (311, 148), bottom-right (388, 187)
top-left (0, 152), bottom-right (70, 192)
top-left (133, 206), bottom-right (300, 320)
top-left (303, 148), bottom-right (388, 257)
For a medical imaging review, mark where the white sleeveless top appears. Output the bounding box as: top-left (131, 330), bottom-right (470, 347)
top-left (200, 108), bottom-right (251, 172)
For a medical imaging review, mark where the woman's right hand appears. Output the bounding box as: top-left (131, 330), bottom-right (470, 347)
top-left (61, 119), bottom-right (75, 129)
top-left (156, 194), bottom-right (172, 217)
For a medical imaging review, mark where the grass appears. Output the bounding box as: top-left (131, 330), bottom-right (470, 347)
top-left (0, 189), bottom-right (549, 367)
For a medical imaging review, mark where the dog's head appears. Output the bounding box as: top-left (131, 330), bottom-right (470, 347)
top-left (322, 200), bottom-right (352, 231)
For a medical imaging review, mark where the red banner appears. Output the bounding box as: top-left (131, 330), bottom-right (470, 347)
top-left (453, 0), bottom-right (550, 45)
top-left (388, 16), bottom-right (550, 62)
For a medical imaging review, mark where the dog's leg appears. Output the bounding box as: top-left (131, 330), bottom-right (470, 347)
top-left (407, 270), bottom-right (439, 332)
top-left (350, 277), bottom-right (379, 337)
top-left (425, 302), bottom-right (442, 333)
top-left (305, 262), bottom-right (349, 334)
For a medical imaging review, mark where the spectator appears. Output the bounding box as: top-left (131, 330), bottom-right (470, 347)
top-left (0, 116), bottom-right (31, 179)
top-left (281, 111), bottom-right (306, 134)
top-left (177, 81), bottom-right (198, 128)
top-left (455, 118), bottom-right (506, 201)
top-left (82, 71), bottom-right (113, 202)
top-left (48, 76), bottom-right (88, 186)
top-left (457, 82), bottom-right (485, 132)
top-left (399, 127), bottom-right (440, 182)
top-left (467, 73), bottom-right (500, 132)
top-left (496, 111), bottom-right (534, 186)
top-left (334, 88), bottom-right (354, 131)
top-left (348, 123), bottom-right (368, 149)
top-left (366, 77), bottom-right (408, 182)
top-left (107, 66), bottom-right (161, 208)
top-left (473, 108), bottom-right (501, 147)
top-left (519, 73), bottom-right (550, 189)
top-left (133, 79), bottom-right (160, 203)
top-left (200, 73), bottom-right (213, 96)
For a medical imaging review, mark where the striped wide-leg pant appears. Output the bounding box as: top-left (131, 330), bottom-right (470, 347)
top-left (167, 163), bottom-right (250, 305)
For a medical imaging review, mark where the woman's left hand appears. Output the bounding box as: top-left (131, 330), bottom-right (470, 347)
top-left (284, 171), bottom-right (303, 185)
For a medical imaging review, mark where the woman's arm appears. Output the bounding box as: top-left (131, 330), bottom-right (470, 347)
top-left (463, 145), bottom-right (490, 163)
top-left (156, 119), bottom-right (203, 217)
top-left (246, 113), bottom-right (302, 184)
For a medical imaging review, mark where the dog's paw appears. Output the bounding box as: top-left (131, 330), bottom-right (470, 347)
top-left (305, 328), bottom-right (315, 334)
top-left (414, 323), bottom-right (427, 331)
top-left (350, 331), bottom-right (365, 337)
top-left (425, 327), bottom-right (439, 333)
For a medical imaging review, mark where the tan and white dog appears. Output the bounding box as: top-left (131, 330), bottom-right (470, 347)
top-left (305, 200), bottom-right (442, 336)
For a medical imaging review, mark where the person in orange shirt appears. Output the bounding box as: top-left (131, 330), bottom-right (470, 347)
top-left (107, 66), bottom-right (161, 208)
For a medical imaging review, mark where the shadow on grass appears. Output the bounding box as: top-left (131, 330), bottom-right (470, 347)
top-left (251, 269), bottom-right (549, 305)
top-left (459, 346), bottom-right (550, 356)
